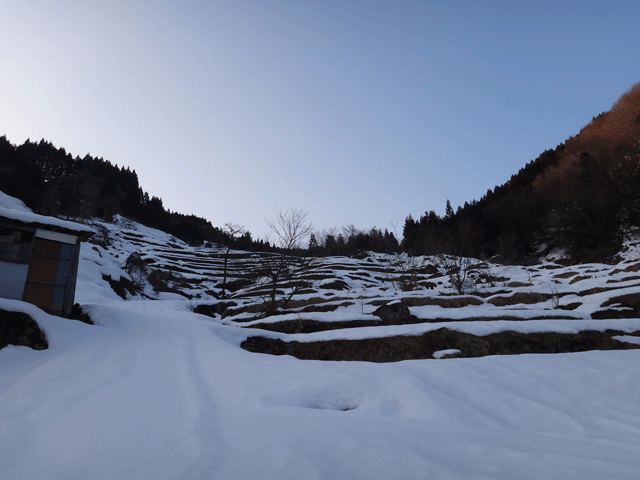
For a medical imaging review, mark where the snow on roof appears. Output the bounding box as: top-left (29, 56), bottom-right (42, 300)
top-left (0, 190), bottom-right (30, 212)
top-left (0, 190), bottom-right (94, 235)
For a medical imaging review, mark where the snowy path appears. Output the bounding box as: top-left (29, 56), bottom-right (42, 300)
top-left (2, 298), bottom-right (640, 479)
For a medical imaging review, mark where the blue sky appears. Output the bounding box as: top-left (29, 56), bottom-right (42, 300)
top-left (1, 1), bottom-right (639, 239)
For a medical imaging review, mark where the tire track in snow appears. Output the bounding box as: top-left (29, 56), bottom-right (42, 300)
top-left (179, 326), bottom-right (228, 479)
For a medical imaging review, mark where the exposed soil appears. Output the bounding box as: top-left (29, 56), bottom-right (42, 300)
top-left (591, 292), bottom-right (640, 319)
top-left (193, 301), bottom-right (238, 318)
top-left (102, 274), bottom-right (136, 299)
top-left (488, 292), bottom-right (553, 306)
top-left (244, 314), bottom-right (586, 335)
top-left (69, 304), bottom-right (94, 324)
top-left (241, 328), bottom-right (640, 362)
top-left (368, 296), bottom-right (484, 308)
top-left (246, 318), bottom-right (387, 334)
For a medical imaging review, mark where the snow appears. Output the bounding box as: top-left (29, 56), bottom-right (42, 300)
top-left (2, 208), bottom-right (640, 479)
top-left (0, 190), bottom-right (94, 234)
top-left (433, 348), bottom-right (461, 359)
top-left (0, 190), bottom-right (31, 212)
top-left (3, 298), bottom-right (640, 479)
top-left (612, 335), bottom-right (640, 345)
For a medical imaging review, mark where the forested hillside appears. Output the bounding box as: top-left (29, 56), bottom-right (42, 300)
top-left (0, 136), bottom-right (256, 247)
top-left (2, 82), bottom-right (639, 262)
top-left (403, 81), bottom-right (640, 264)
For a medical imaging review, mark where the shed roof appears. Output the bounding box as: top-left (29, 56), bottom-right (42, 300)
top-left (0, 191), bottom-right (94, 238)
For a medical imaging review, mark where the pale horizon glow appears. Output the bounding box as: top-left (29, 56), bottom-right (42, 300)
top-left (1, 1), bottom-right (639, 239)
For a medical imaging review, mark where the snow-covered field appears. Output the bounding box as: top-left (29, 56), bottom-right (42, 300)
top-left (2, 213), bottom-right (640, 479)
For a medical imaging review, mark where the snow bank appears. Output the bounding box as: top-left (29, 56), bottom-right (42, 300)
top-left (2, 212), bottom-right (640, 479)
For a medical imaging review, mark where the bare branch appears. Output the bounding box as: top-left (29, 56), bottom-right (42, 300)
top-left (220, 223), bottom-right (246, 299)
top-left (224, 222), bottom-right (245, 239)
top-left (266, 208), bottom-right (314, 251)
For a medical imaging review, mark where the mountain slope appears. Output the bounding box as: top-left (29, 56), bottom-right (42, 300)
top-left (2, 212), bottom-right (640, 479)
top-left (404, 81), bottom-right (640, 263)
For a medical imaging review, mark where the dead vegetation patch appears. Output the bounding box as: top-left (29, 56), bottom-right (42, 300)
top-left (194, 301), bottom-right (237, 318)
top-left (404, 296), bottom-right (484, 308)
top-left (569, 275), bottom-right (591, 284)
top-left (298, 301), bottom-right (354, 313)
top-left (591, 309), bottom-right (639, 319)
top-left (285, 296), bottom-right (352, 309)
top-left (318, 280), bottom-right (350, 291)
top-left (607, 275), bottom-right (640, 284)
top-left (245, 318), bottom-right (385, 334)
top-left (591, 293), bottom-right (640, 319)
top-left (577, 282), bottom-right (640, 296)
top-left (223, 297), bottom-right (353, 320)
top-left (243, 313), bottom-right (584, 334)
top-left (102, 274), bottom-right (137, 299)
top-left (554, 271), bottom-right (578, 279)
top-left (601, 292), bottom-right (640, 310)
top-left (241, 328), bottom-right (640, 362)
top-left (488, 292), bottom-right (552, 306)
top-left (0, 309), bottom-right (48, 351)
top-left (558, 302), bottom-right (582, 311)
top-left (367, 297), bottom-right (483, 308)
top-left (611, 262), bottom-right (640, 275)
top-left (468, 290), bottom-right (511, 298)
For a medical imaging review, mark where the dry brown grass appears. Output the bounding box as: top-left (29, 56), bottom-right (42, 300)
top-left (298, 301), bottom-right (354, 313)
top-left (488, 292), bottom-right (551, 306)
top-left (590, 293), bottom-right (640, 319)
top-left (223, 296), bottom-right (353, 319)
top-left (553, 271), bottom-right (578, 279)
top-left (245, 318), bottom-right (385, 334)
top-left (403, 296), bottom-right (484, 308)
top-left (244, 313), bottom-right (584, 334)
top-left (607, 275), bottom-right (640, 284)
top-left (241, 328), bottom-right (640, 362)
top-left (611, 263), bottom-right (640, 275)
top-left (577, 282), bottom-right (640, 296)
top-left (569, 275), bottom-right (591, 285)
top-left (601, 292), bottom-right (640, 310)
top-left (558, 302), bottom-right (582, 311)
top-left (368, 297), bottom-right (484, 308)
top-left (285, 297), bottom-right (329, 309)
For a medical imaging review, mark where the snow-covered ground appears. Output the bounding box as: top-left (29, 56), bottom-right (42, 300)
top-left (2, 212), bottom-right (640, 479)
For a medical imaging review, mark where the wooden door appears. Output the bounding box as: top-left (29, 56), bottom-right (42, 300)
top-left (23, 237), bottom-right (75, 312)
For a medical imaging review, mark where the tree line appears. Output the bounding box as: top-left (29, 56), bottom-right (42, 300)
top-left (402, 140), bottom-right (640, 263)
top-left (0, 136), bottom-right (398, 255)
top-left (0, 136), bottom-right (238, 246)
top-left (3, 129), bottom-right (640, 263)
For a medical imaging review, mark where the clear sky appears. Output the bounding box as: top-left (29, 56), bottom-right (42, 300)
top-left (1, 1), bottom-right (639, 239)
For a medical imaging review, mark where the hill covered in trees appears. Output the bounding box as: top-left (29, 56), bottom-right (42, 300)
top-left (0, 136), bottom-right (399, 255)
top-left (403, 81), bottom-right (640, 264)
top-left (0, 136), bottom-right (258, 249)
top-left (2, 81), bottom-right (640, 262)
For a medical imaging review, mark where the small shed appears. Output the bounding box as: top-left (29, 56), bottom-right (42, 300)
top-left (0, 205), bottom-right (94, 316)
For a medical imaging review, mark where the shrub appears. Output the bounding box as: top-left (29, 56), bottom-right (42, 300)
top-left (123, 252), bottom-right (148, 293)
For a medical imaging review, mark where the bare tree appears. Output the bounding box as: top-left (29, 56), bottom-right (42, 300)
top-left (266, 208), bottom-right (314, 251)
top-left (393, 252), bottom-right (428, 292)
top-left (220, 222), bottom-right (245, 298)
top-left (435, 220), bottom-right (485, 294)
top-left (435, 254), bottom-right (476, 294)
top-left (256, 208), bottom-right (315, 316)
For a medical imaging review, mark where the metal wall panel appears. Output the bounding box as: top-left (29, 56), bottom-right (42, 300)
top-left (23, 237), bottom-right (77, 314)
